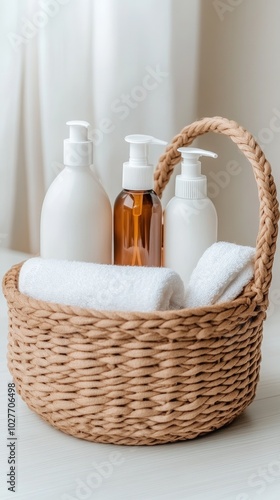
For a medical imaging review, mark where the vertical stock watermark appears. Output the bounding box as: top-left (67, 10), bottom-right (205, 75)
top-left (6, 382), bottom-right (17, 493)
top-left (7, 0), bottom-right (71, 51)
top-left (213, 0), bottom-right (245, 21)
top-left (61, 451), bottom-right (125, 499)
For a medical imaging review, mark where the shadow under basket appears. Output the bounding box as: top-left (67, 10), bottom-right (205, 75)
top-left (3, 116), bottom-right (279, 446)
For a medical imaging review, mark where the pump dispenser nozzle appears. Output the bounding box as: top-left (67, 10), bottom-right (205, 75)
top-left (123, 134), bottom-right (167, 190)
top-left (176, 147), bottom-right (218, 199)
top-left (64, 120), bottom-right (93, 167)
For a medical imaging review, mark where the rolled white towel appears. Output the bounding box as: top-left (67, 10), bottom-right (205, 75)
top-left (185, 242), bottom-right (255, 308)
top-left (18, 258), bottom-right (185, 312)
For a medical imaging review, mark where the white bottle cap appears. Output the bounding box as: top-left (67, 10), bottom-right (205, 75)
top-left (175, 147), bottom-right (218, 199)
top-left (123, 134), bottom-right (167, 190)
top-left (64, 120), bottom-right (93, 167)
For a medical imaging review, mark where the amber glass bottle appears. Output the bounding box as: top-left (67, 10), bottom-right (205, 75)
top-left (114, 189), bottom-right (162, 266)
top-left (114, 134), bottom-right (166, 267)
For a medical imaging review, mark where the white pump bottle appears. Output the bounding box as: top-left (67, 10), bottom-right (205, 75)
top-left (40, 120), bottom-right (112, 263)
top-left (163, 147), bottom-right (218, 288)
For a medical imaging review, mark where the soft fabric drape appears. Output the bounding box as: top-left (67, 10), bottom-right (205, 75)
top-left (1, 0), bottom-right (280, 295)
top-left (0, 0), bottom-right (199, 254)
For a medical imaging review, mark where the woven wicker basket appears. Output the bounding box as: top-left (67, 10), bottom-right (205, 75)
top-left (3, 116), bottom-right (279, 446)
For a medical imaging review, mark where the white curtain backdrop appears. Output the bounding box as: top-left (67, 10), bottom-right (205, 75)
top-left (0, 0), bottom-right (279, 288)
top-left (0, 0), bottom-right (199, 253)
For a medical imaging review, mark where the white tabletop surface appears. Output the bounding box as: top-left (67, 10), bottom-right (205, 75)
top-left (0, 248), bottom-right (279, 500)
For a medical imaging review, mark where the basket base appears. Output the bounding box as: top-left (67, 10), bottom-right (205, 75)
top-left (13, 380), bottom-right (257, 446)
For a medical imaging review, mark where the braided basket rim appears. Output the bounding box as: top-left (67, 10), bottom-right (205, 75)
top-left (3, 261), bottom-right (256, 321)
top-left (2, 116), bottom-right (279, 322)
top-left (2, 116), bottom-right (279, 446)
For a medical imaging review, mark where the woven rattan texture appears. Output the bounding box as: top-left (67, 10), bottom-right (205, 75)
top-left (3, 116), bottom-right (279, 445)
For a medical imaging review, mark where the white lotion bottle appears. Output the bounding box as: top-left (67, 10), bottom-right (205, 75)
top-left (163, 147), bottom-right (218, 288)
top-left (40, 120), bottom-right (112, 263)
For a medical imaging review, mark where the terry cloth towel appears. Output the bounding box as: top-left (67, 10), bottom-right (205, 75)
top-left (185, 242), bottom-right (255, 308)
top-left (18, 258), bottom-right (185, 312)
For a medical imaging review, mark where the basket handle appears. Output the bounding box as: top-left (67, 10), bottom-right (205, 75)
top-left (154, 116), bottom-right (279, 302)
